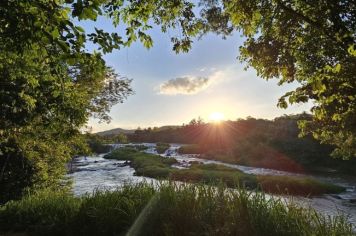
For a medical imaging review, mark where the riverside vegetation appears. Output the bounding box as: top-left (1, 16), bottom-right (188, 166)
top-left (0, 183), bottom-right (353, 236)
top-left (104, 147), bottom-right (344, 196)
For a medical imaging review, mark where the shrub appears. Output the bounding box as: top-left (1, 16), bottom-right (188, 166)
top-left (156, 143), bottom-right (170, 154)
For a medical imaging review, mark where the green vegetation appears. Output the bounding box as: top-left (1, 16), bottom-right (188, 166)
top-left (115, 133), bottom-right (129, 144)
top-left (156, 142), bottom-right (170, 154)
top-left (0, 0), bottom-right (204, 204)
top-left (105, 148), bottom-right (344, 196)
top-left (0, 184), bottom-right (155, 236)
top-left (128, 115), bottom-right (356, 176)
top-left (1, 1), bottom-right (355, 234)
top-left (1, 0), bottom-right (355, 205)
top-left (171, 164), bottom-right (344, 196)
top-left (198, 0), bottom-right (356, 158)
top-left (256, 175), bottom-right (345, 196)
top-left (85, 134), bottom-right (112, 154)
top-left (170, 163), bottom-right (256, 188)
top-left (0, 0), bottom-right (136, 203)
top-left (126, 144), bottom-right (149, 151)
top-left (178, 144), bottom-right (202, 154)
top-left (105, 147), bottom-right (177, 178)
top-left (0, 183), bottom-right (352, 236)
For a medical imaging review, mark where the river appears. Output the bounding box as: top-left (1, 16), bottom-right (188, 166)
top-left (67, 143), bottom-right (356, 227)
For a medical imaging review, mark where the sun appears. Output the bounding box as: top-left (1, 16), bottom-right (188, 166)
top-left (208, 112), bottom-right (225, 123)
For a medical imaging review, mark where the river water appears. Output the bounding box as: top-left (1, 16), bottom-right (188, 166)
top-left (67, 143), bottom-right (356, 227)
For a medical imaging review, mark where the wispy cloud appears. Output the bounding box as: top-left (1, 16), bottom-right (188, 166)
top-left (159, 76), bottom-right (211, 95)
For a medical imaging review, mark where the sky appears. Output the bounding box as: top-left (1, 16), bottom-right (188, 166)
top-left (83, 17), bottom-right (312, 132)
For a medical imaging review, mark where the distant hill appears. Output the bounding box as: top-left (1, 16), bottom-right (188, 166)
top-left (96, 128), bottom-right (135, 136)
top-left (96, 125), bottom-right (180, 136)
top-left (156, 125), bottom-right (180, 130)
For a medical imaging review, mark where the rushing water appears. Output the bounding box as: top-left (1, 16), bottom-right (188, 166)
top-left (67, 143), bottom-right (356, 227)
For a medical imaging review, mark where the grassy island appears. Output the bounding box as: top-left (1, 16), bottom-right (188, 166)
top-left (104, 148), bottom-right (345, 196)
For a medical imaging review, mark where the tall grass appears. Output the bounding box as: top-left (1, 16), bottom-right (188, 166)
top-left (149, 183), bottom-right (353, 236)
top-left (0, 183), bottom-right (353, 236)
top-left (0, 183), bottom-right (156, 236)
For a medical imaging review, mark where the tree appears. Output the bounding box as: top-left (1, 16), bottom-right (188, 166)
top-left (0, 0), bottom-right (204, 202)
top-left (0, 37), bottom-right (132, 202)
top-left (198, 0), bottom-right (356, 158)
top-left (0, 0), bottom-right (124, 202)
top-left (2, 0), bottom-right (355, 203)
top-left (188, 117), bottom-right (205, 126)
top-left (116, 133), bottom-right (129, 144)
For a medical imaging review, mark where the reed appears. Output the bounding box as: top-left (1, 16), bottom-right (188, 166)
top-left (0, 182), bottom-right (353, 236)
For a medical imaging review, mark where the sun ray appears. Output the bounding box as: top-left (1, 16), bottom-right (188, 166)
top-left (209, 112), bottom-right (225, 123)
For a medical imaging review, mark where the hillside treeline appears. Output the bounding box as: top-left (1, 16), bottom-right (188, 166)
top-left (124, 114), bottom-right (356, 175)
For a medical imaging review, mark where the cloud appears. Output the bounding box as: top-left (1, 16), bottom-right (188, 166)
top-left (158, 66), bottom-right (235, 95)
top-left (159, 76), bottom-right (212, 95)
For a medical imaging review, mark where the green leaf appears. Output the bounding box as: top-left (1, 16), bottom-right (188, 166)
top-left (51, 28), bottom-right (60, 39)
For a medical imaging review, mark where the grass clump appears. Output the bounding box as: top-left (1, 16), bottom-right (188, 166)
top-left (0, 189), bottom-right (81, 235)
top-left (257, 175), bottom-right (345, 195)
top-left (74, 183), bottom-right (155, 235)
top-left (156, 142), bottom-right (170, 154)
top-left (170, 163), bottom-right (257, 189)
top-left (0, 183), bottom-right (156, 236)
top-left (0, 183), bottom-right (353, 236)
top-left (104, 148), bottom-right (345, 196)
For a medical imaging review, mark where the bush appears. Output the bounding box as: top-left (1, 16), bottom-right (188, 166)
top-left (156, 142), bottom-right (170, 154)
top-left (88, 140), bottom-right (111, 154)
top-left (104, 147), bottom-right (138, 160)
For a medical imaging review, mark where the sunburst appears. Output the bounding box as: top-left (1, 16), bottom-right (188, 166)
top-left (208, 112), bottom-right (225, 123)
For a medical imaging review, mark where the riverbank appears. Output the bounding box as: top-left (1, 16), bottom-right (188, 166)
top-left (0, 183), bottom-right (353, 236)
top-left (104, 147), bottom-right (345, 196)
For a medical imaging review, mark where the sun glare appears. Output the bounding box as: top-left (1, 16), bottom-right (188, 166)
top-left (209, 112), bottom-right (225, 123)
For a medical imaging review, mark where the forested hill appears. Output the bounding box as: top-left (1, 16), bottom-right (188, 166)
top-left (96, 126), bottom-right (180, 136)
top-left (127, 114), bottom-right (319, 145)
top-left (121, 114), bottom-right (356, 175)
top-left (96, 128), bottom-right (135, 136)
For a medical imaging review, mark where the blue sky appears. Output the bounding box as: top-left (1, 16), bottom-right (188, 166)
top-left (83, 17), bottom-right (312, 132)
